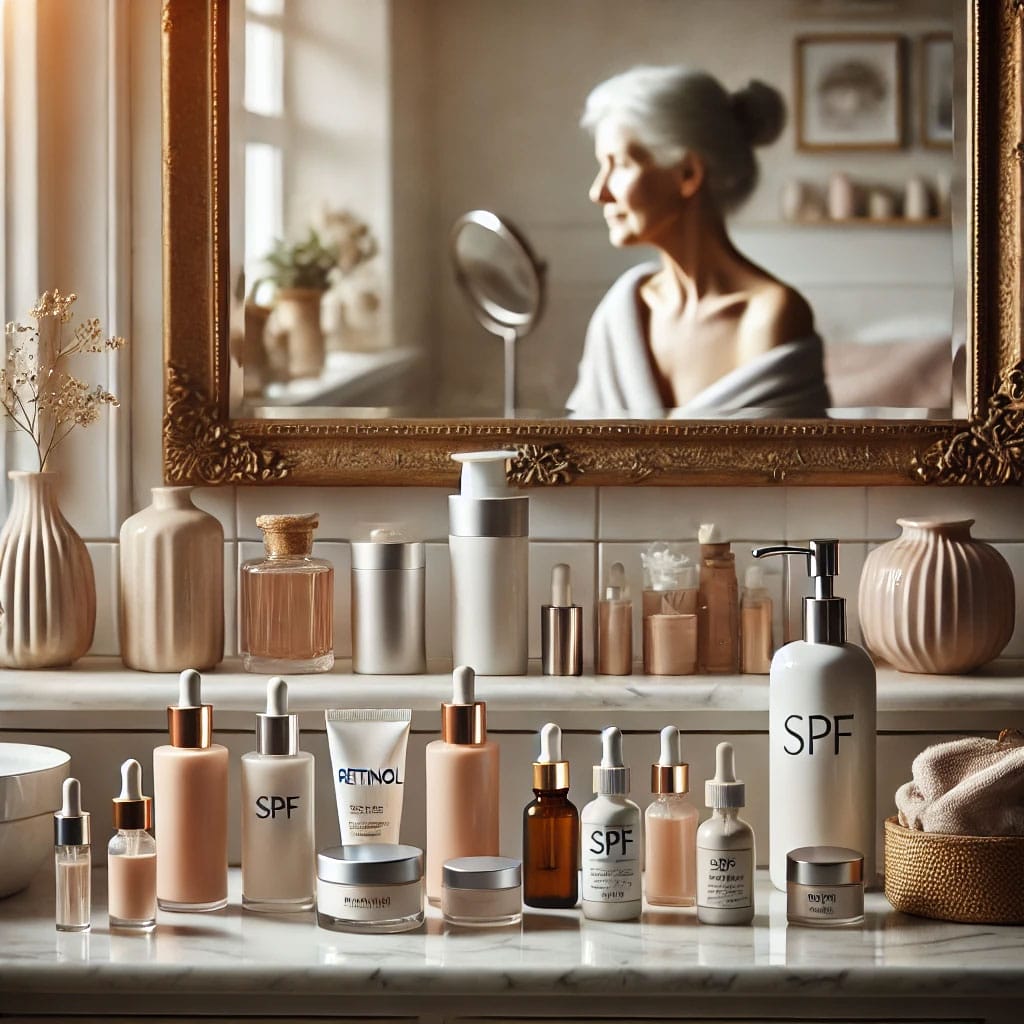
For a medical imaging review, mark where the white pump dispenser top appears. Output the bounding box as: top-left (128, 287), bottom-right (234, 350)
top-left (452, 450), bottom-right (519, 498)
top-left (539, 722), bottom-right (562, 763)
top-left (705, 741), bottom-right (746, 809)
top-left (118, 759), bottom-right (144, 802)
top-left (593, 726), bottom-right (630, 796)
top-left (550, 563), bottom-right (573, 607)
top-left (658, 724), bottom-right (683, 766)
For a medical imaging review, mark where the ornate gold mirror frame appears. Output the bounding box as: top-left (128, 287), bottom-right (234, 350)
top-left (162, 0), bottom-right (1023, 487)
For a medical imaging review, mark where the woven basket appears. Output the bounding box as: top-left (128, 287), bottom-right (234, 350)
top-left (884, 816), bottom-right (1024, 924)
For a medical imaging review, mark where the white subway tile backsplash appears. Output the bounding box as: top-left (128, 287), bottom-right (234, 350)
top-left (192, 486), bottom-right (239, 540)
top-left (530, 487), bottom-right (598, 539)
top-left (87, 542), bottom-right (120, 657)
top-left (425, 542), bottom-right (452, 662)
top-left (599, 487), bottom-right (787, 542)
top-left (866, 486), bottom-right (1024, 542)
top-left (236, 487), bottom-right (450, 541)
top-left (529, 543), bottom-right (597, 669)
top-left (785, 487), bottom-right (868, 541)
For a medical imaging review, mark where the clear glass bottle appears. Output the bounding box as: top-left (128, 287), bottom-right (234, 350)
top-left (740, 565), bottom-right (773, 674)
top-left (596, 562), bottom-right (632, 675)
top-left (698, 523), bottom-right (739, 674)
top-left (108, 759), bottom-right (157, 932)
top-left (645, 727), bottom-right (698, 907)
top-left (54, 778), bottom-right (91, 933)
top-left (240, 513), bottom-right (334, 674)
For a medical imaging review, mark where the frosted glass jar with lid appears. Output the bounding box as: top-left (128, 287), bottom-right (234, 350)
top-left (442, 856), bottom-right (522, 926)
top-left (786, 846), bottom-right (864, 927)
top-left (316, 844), bottom-right (424, 934)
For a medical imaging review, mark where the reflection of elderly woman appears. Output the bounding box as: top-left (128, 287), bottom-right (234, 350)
top-left (568, 66), bottom-right (830, 418)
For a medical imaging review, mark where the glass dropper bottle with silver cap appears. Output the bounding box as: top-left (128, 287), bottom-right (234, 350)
top-left (54, 778), bottom-right (91, 932)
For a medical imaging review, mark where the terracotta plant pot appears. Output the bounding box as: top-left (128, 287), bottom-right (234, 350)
top-left (858, 518), bottom-right (1015, 674)
top-left (276, 287), bottom-right (325, 379)
top-left (0, 471), bottom-right (96, 668)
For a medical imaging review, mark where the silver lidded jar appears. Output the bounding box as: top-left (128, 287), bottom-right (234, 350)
top-left (350, 529), bottom-right (426, 674)
top-left (786, 846), bottom-right (864, 927)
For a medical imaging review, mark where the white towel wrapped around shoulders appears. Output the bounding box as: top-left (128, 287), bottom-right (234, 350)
top-left (566, 263), bottom-right (831, 419)
top-left (895, 730), bottom-right (1024, 836)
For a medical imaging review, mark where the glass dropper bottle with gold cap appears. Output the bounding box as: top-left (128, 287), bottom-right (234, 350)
top-left (240, 513), bottom-right (335, 673)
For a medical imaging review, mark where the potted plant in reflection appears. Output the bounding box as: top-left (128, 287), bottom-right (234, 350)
top-left (0, 290), bottom-right (124, 667)
top-left (321, 208), bottom-right (380, 353)
top-left (261, 229), bottom-right (339, 379)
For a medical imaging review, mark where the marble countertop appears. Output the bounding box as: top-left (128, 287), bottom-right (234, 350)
top-left (2, 869), bottom-right (1022, 1018)
top-left (1, 657), bottom-right (1021, 732)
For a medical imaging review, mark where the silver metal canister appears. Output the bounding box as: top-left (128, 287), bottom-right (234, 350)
top-left (350, 536), bottom-right (427, 674)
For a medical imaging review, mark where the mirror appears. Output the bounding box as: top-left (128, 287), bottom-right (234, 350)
top-left (450, 210), bottom-right (546, 418)
top-left (163, 0), bottom-right (1024, 486)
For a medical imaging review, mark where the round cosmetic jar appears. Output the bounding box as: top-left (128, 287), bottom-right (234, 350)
top-left (316, 843), bottom-right (424, 933)
top-left (786, 846), bottom-right (865, 927)
top-left (442, 856), bottom-right (522, 926)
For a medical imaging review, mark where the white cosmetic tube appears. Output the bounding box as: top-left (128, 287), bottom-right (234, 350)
top-left (325, 709), bottom-right (412, 845)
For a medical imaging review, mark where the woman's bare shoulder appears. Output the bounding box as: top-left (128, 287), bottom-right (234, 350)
top-left (737, 281), bottom-right (815, 358)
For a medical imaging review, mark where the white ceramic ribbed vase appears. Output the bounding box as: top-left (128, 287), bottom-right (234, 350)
top-left (858, 518), bottom-right (1015, 674)
top-left (0, 471), bottom-right (96, 668)
top-left (119, 486), bottom-right (224, 671)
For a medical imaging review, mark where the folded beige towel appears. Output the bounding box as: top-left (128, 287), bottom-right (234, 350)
top-left (896, 730), bottom-right (1024, 836)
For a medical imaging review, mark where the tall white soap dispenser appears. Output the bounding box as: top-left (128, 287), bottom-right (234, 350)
top-left (449, 450), bottom-right (529, 675)
top-left (752, 540), bottom-right (877, 891)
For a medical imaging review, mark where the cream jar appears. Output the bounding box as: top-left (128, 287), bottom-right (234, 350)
top-left (316, 844), bottom-right (424, 933)
top-left (786, 846), bottom-right (864, 927)
top-left (442, 856), bottom-right (522, 926)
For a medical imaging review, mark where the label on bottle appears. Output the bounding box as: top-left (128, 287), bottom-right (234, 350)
top-left (696, 846), bottom-right (753, 909)
top-left (582, 825), bottom-right (639, 903)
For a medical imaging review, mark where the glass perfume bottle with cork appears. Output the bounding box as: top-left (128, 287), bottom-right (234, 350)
top-left (240, 513), bottom-right (335, 674)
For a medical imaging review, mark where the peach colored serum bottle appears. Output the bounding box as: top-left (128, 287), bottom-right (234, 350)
top-left (645, 726), bottom-right (698, 907)
top-left (523, 723), bottom-right (579, 908)
top-left (240, 513), bottom-right (334, 674)
top-left (107, 759), bottom-right (157, 932)
top-left (152, 670), bottom-right (228, 912)
top-left (597, 562), bottom-right (632, 675)
top-left (740, 565), bottom-right (773, 674)
top-left (425, 666), bottom-right (500, 903)
top-left (698, 523), bottom-right (739, 674)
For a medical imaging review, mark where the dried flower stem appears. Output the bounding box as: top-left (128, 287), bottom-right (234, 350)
top-left (2, 290), bottom-right (125, 471)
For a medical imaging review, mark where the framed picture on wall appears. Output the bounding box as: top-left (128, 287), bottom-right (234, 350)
top-left (921, 33), bottom-right (954, 148)
top-left (795, 34), bottom-right (904, 151)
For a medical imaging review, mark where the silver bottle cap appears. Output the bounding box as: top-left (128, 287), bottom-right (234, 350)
top-left (787, 846), bottom-right (864, 886)
top-left (317, 844), bottom-right (423, 886)
top-left (442, 856), bottom-right (521, 891)
top-left (350, 532), bottom-right (425, 571)
top-left (53, 778), bottom-right (91, 847)
top-left (256, 677), bottom-right (299, 756)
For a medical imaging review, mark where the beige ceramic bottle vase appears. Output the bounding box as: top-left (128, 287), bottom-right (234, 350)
top-left (859, 518), bottom-right (1015, 674)
top-left (119, 486), bottom-right (224, 672)
top-left (0, 470), bottom-right (95, 668)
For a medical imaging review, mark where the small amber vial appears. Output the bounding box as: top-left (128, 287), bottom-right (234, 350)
top-left (240, 513), bottom-right (334, 673)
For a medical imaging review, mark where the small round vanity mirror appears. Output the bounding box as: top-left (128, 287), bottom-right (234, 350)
top-left (450, 210), bottom-right (546, 417)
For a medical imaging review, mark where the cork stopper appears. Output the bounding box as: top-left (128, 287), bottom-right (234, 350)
top-left (256, 513), bottom-right (319, 557)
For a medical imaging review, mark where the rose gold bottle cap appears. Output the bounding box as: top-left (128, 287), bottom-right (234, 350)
top-left (112, 758), bottom-right (153, 831)
top-left (167, 669), bottom-right (213, 749)
top-left (532, 722), bottom-right (570, 791)
top-left (441, 665), bottom-right (486, 745)
top-left (651, 725), bottom-right (689, 794)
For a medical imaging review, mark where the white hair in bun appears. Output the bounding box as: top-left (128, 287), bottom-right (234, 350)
top-left (581, 66), bottom-right (786, 212)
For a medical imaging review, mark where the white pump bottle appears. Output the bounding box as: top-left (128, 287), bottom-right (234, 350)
top-left (449, 450), bottom-right (529, 675)
top-left (752, 541), bottom-right (877, 891)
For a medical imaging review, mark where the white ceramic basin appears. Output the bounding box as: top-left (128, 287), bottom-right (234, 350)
top-left (0, 743), bottom-right (70, 897)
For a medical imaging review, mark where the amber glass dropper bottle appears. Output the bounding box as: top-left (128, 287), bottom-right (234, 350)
top-left (523, 723), bottom-right (579, 909)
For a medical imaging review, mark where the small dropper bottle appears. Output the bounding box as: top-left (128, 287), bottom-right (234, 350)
top-left (597, 562), bottom-right (633, 675)
top-left (580, 726), bottom-right (642, 921)
top-left (523, 723), bottom-right (579, 908)
top-left (54, 778), bottom-right (91, 932)
top-left (645, 726), bottom-right (698, 907)
top-left (108, 759), bottom-right (156, 932)
top-left (696, 742), bottom-right (755, 925)
top-left (542, 563), bottom-right (583, 675)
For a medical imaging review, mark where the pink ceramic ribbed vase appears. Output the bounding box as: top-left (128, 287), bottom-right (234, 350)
top-left (0, 471), bottom-right (96, 668)
top-left (858, 518), bottom-right (1015, 674)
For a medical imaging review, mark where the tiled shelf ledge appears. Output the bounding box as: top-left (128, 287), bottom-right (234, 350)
top-left (1, 657), bottom-right (1021, 732)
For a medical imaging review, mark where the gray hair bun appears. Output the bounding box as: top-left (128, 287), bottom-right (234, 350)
top-left (731, 80), bottom-right (785, 147)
